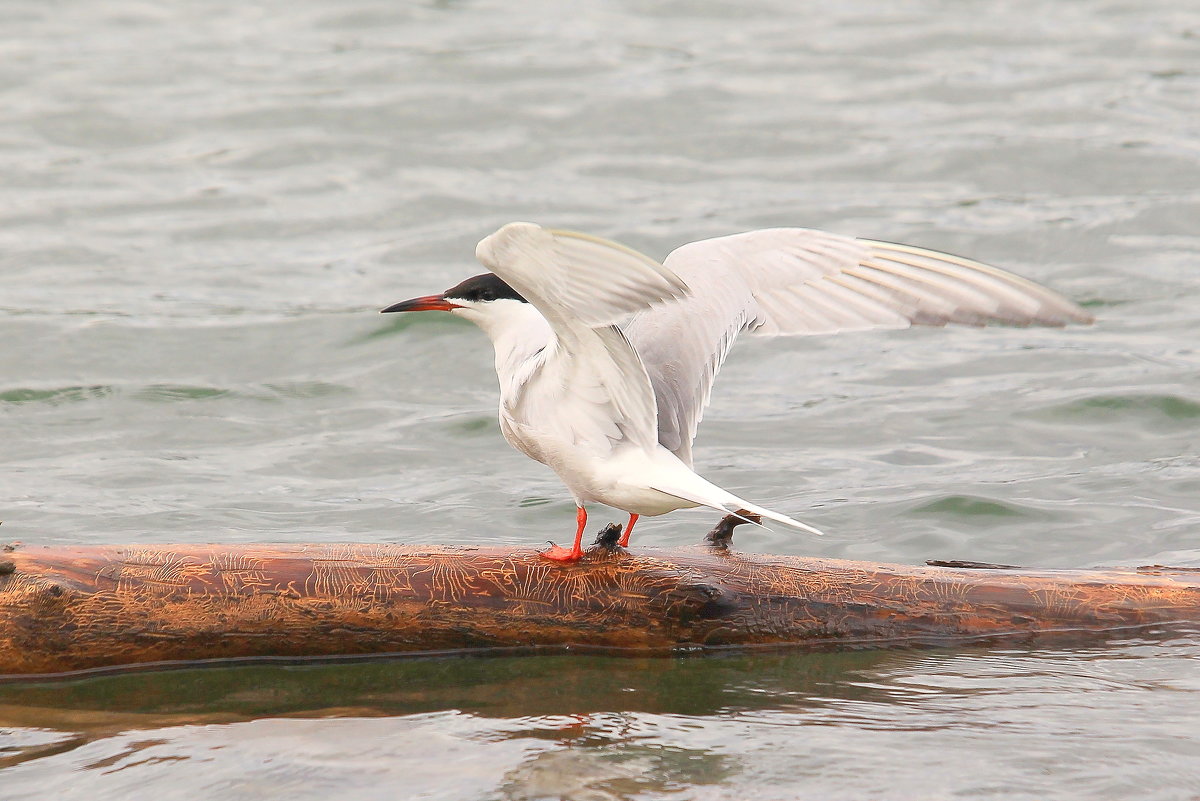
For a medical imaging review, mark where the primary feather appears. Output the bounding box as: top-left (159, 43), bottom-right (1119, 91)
top-left (623, 227), bottom-right (1092, 465)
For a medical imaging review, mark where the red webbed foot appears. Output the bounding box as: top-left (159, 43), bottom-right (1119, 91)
top-left (540, 543), bottom-right (584, 563)
top-left (540, 506), bottom-right (587, 563)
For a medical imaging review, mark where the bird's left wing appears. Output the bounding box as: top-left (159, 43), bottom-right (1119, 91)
top-left (475, 222), bottom-right (689, 454)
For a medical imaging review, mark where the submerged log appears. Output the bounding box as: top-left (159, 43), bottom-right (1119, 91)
top-left (2, 527), bottom-right (1199, 677)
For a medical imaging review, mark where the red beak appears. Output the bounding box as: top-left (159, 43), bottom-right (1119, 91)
top-left (380, 294), bottom-right (461, 313)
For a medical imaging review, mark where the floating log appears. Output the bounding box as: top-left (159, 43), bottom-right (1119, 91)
top-left (2, 526), bottom-right (1199, 677)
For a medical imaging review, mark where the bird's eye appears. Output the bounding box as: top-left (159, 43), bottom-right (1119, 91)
top-left (478, 289), bottom-right (496, 302)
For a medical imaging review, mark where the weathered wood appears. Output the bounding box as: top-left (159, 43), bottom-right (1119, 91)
top-left (2, 535), bottom-right (1199, 677)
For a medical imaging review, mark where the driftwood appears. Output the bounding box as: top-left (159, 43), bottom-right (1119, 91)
top-left (2, 523), bottom-right (1199, 677)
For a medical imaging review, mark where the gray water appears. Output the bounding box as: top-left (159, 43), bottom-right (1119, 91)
top-left (2, 0), bottom-right (1200, 797)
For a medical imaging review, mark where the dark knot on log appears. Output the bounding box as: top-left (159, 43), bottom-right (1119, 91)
top-left (593, 522), bottom-right (624, 550)
top-left (705, 511), bottom-right (762, 550)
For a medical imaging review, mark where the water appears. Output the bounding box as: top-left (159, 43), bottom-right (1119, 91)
top-left (2, 0), bottom-right (1200, 797)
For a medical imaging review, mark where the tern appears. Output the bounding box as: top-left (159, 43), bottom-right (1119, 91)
top-left (383, 222), bottom-right (1091, 562)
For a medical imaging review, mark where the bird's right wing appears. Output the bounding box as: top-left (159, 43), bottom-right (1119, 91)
top-left (624, 227), bottom-right (1093, 465)
top-left (475, 222), bottom-right (689, 455)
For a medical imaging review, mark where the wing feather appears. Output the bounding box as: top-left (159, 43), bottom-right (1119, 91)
top-left (476, 223), bottom-right (688, 330)
top-left (476, 222), bottom-right (688, 455)
top-left (622, 227), bottom-right (1092, 464)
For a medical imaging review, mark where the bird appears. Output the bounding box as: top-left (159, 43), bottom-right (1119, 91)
top-left (382, 222), bottom-right (1092, 562)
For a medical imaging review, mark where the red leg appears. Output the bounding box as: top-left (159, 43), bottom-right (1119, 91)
top-left (617, 513), bottom-right (639, 548)
top-left (541, 506), bottom-right (586, 563)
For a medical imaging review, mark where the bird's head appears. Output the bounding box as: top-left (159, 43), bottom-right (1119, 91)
top-left (382, 272), bottom-right (536, 340)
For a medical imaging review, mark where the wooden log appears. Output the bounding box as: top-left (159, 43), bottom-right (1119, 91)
top-left (2, 529), bottom-right (1199, 677)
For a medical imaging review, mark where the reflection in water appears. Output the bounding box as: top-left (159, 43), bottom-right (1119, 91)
top-left (485, 711), bottom-right (737, 799)
top-left (0, 729), bottom-right (88, 770)
top-left (2, 638), bottom-right (1199, 798)
top-left (0, 648), bottom-right (908, 782)
top-left (496, 742), bottom-right (737, 801)
top-left (0, 650), bottom-right (887, 799)
top-left (0, 649), bottom-right (907, 732)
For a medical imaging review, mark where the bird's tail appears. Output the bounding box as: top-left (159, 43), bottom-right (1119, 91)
top-left (730, 498), bottom-right (824, 537)
top-left (649, 482), bottom-right (824, 537)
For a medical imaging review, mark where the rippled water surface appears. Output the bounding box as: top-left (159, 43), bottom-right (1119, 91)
top-left (3, 0), bottom-right (1200, 798)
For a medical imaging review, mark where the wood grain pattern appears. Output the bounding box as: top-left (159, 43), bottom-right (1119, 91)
top-left (2, 540), bottom-right (1199, 676)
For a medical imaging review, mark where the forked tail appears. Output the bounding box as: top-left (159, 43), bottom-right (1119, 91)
top-left (729, 498), bottom-right (824, 536)
top-left (649, 483), bottom-right (824, 537)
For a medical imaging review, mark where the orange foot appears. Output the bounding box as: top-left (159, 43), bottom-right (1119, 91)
top-left (539, 506), bottom-right (588, 563)
top-left (540, 543), bottom-right (583, 563)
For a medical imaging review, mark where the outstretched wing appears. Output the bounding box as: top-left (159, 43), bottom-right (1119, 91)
top-left (623, 227), bottom-right (1093, 466)
top-left (475, 222), bottom-right (688, 455)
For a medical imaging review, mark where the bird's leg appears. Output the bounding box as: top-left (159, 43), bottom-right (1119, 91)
top-left (540, 506), bottom-right (587, 563)
top-left (617, 513), bottom-right (639, 548)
